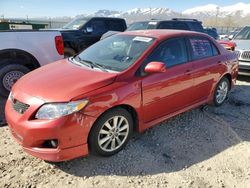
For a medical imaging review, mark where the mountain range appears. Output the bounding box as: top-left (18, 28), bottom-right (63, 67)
top-left (85, 2), bottom-right (250, 24)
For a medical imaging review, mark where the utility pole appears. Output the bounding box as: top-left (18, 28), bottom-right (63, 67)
top-left (215, 6), bottom-right (220, 27)
top-left (149, 7), bottom-right (152, 20)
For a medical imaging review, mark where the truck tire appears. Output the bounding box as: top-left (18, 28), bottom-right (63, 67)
top-left (0, 64), bottom-right (30, 97)
top-left (64, 47), bottom-right (76, 58)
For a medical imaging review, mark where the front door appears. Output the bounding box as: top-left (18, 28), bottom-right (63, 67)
top-left (141, 37), bottom-right (194, 123)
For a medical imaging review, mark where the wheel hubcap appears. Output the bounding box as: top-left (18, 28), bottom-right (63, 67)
top-left (216, 81), bottom-right (228, 104)
top-left (98, 116), bottom-right (129, 152)
top-left (2, 71), bottom-right (24, 91)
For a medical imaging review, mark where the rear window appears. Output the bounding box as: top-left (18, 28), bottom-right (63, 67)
top-left (107, 20), bottom-right (126, 31)
top-left (158, 22), bottom-right (173, 29)
top-left (190, 22), bottom-right (204, 32)
top-left (158, 22), bottom-right (189, 30)
top-left (189, 38), bottom-right (213, 60)
top-left (127, 22), bottom-right (157, 31)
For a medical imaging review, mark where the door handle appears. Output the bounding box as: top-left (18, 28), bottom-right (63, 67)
top-left (185, 69), bottom-right (192, 74)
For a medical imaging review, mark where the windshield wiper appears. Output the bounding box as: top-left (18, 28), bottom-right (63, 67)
top-left (74, 56), bottom-right (109, 72)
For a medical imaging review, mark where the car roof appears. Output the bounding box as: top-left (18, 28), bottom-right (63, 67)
top-left (120, 29), bottom-right (210, 40)
top-left (132, 19), bottom-right (199, 23)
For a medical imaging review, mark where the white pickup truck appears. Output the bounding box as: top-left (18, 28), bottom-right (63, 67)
top-left (0, 30), bottom-right (64, 97)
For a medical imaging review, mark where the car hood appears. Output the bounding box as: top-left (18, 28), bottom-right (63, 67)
top-left (233, 40), bottom-right (250, 51)
top-left (13, 59), bottom-right (118, 102)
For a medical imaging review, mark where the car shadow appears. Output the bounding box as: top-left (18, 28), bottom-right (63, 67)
top-left (54, 81), bottom-right (250, 177)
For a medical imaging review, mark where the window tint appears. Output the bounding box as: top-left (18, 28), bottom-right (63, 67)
top-left (147, 38), bottom-right (188, 68)
top-left (159, 21), bottom-right (191, 31)
top-left (158, 22), bottom-right (173, 29)
top-left (189, 38), bottom-right (213, 60)
top-left (107, 20), bottom-right (125, 31)
top-left (127, 22), bottom-right (148, 31)
top-left (211, 43), bottom-right (219, 56)
top-left (190, 22), bottom-right (204, 32)
top-left (91, 20), bottom-right (108, 35)
top-left (173, 22), bottom-right (189, 30)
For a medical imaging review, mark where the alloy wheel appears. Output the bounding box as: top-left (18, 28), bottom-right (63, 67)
top-left (216, 80), bottom-right (229, 104)
top-left (98, 115), bottom-right (129, 152)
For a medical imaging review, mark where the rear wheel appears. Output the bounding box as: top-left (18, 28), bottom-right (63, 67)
top-left (213, 77), bottom-right (230, 106)
top-left (0, 63), bottom-right (30, 97)
top-left (89, 108), bottom-right (133, 156)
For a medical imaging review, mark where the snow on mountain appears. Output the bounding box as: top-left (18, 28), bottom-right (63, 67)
top-left (120, 8), bottom-right (181, 23)
top-left (87, 8), bottom-right (180, 23)
top-left (91, 10), bottom-right (122, 17)
top-left (182, 4), bottom-right (218, 16)
top-left (221, 2), bottom-right (250, 17)
top-left (76, 3), bottom-right (250, 24)
top-left (182, 2), bottom-right (250, 18)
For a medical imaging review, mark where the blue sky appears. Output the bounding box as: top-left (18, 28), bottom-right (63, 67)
top-left (0, 0), bottom-right (249, 18)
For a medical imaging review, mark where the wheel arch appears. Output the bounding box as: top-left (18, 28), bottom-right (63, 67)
top-left (221, 73), bottom-right (232, 90)
top-left (0, 48), bottom-right (40, 70)
top-left (87, 104), bottom-right (139, 142)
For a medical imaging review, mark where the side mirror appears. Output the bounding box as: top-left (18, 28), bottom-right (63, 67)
top-left (144, 62), bottom-right (166, 74)
top-left (86, 27), bottom-right (93, 33)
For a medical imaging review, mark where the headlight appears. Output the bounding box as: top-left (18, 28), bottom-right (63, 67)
top-left (35, 99), bottom-right (88, 120)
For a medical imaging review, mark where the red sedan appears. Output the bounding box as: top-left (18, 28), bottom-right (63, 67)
top-left (5, 30), bottom-right (238, 162)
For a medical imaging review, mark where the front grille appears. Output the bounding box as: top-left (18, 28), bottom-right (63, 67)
top-left (234, 51), bottom-right (241, 59)
top-left (241, 51), bottom-right (250, 61)
top-left (11, 99), bottom-right (30, 114)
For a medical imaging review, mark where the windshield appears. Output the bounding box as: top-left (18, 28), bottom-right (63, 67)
top-left (127, 21), bottom-right (157, 31)
top-left (77, 35), bottom-right (155, 72)
top-left (62, 17), bottom-right (89, 29)
top-left (234, 27), bottom-right (250, 40)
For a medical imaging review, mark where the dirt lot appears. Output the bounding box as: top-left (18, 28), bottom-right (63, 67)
top-left (0, 76), bottom-right (250, 188)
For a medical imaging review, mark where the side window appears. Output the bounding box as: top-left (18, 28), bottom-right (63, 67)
top-left (91, 20), bottom-right (108, 35)
top-left (211, 43), bottom-right (220, 56)
top-left (108, 20), bottom-right (125, 31)
top-left (158, 22), bottom-right (173, 29)
top-left (173, 22), bottom-right (189, 30)
top-left (190, 22), bottom-right (204, 32)
top-left (147, 38), bottom-right (188, 68)
top-left (189, 37), bottom-right (213, 60)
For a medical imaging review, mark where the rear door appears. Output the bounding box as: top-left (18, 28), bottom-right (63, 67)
top-left (141, 37), bottom-right (194, 122)
top-left (187, 36), bottom-right (223, 102)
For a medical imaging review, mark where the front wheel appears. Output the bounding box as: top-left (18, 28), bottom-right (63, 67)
top-left (213, 77), bottom-right (230, 106)
top-left (0, 64), bottom-right (30, 97)
top-left (89, 108), bottom-right (133, 156)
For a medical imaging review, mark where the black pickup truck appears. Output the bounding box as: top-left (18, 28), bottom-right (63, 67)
top-left (59, 17), bottom-right (127, 57)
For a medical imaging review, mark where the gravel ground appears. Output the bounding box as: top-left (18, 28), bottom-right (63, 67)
top-left (0, 76), bottom-right (250, 188)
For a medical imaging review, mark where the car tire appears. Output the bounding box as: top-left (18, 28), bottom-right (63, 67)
top-left (0, 63), bottom-right (30, 97)
top-left (64, 48), bottom-right (76, 58)
top-left (89, 107), bottom-right (133, 156)
top-left (213, 77), bottom-right (230, 106)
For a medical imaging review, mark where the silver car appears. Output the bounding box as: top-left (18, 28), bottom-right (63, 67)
top-left (234, 26), bottom-right (250, 76)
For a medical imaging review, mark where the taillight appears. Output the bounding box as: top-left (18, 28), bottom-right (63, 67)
top-left (55, 36), bottom-right (64, 55)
